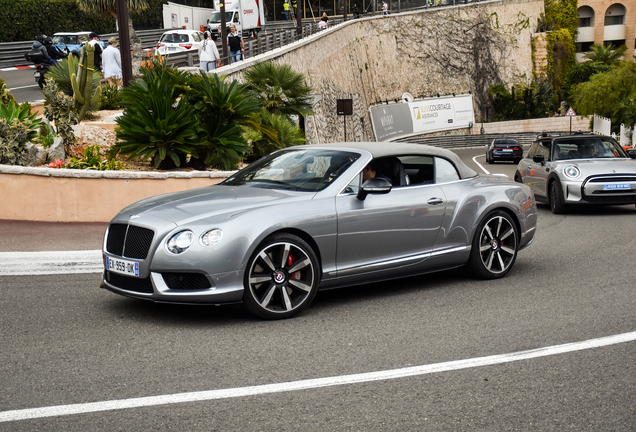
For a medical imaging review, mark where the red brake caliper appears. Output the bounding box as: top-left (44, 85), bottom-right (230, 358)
top-left (288, 254), bottom-right (300, 279)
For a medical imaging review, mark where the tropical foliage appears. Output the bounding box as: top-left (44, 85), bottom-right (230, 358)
top-left (572, 62), bottom-right (636, 134)
top-left (111, 66), bottom-right (201, 169)
top-left (42, 80), bottom-right (79, 152)
top-left (243, 62), bottom-right (313, 119)
top-left (47, 56), bottom-right (102, 98)
top-left (582, 44), bottom-right (628, 67)
top-left (0, 100), bottom-right (42, 166)
top-left (243, 109), bottom-right (306, 161)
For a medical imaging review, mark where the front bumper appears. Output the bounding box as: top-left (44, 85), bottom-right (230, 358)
top-left (561, 174), bottom-right (636, 205)
top-left (101, 268), bottom-right (245, 305)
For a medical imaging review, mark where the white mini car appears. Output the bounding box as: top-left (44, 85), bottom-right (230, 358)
top-left (155, 29), bottom-right (205, 56)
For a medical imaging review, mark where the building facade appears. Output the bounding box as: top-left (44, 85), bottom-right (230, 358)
top-left (576, 1), bottom-right (636, 61)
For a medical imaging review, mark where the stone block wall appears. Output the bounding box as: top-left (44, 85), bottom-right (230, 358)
top-left (218, 0), bottom-right (544, 144)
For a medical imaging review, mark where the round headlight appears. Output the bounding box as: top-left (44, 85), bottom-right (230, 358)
top-left (564, 165), bottom-right (581, 179)
top-left (166, 230), bottom-right (194, 254)
top-left (200, 228), bottom-right (223, 246)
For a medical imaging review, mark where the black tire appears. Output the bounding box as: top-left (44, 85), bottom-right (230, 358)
top-left (549, 180), bottom-right (567, 214)
top-left (514, 171), bottom-right (522, 183)
top-left (37, 74), bottom-right (45, 89)
top-left (243, 233), bottom-right (320, 319)
top-left (466, 210), bottom-right (519, 279)
top-left (486, 153), bottom-right (492, 164)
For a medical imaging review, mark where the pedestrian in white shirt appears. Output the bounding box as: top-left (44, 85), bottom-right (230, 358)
top-left (102, 37), bottom-right (122, 86)
top-left (199, 32), bottom-right (220, 72)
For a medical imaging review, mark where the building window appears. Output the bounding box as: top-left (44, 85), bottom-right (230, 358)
top-left (604, 15), bottom-right (624, 26)
top-left (578, 17), bottom-right (591, 27)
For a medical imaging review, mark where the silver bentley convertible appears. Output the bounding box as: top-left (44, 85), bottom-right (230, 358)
top-left (101, 143), bottom-right (537, 319)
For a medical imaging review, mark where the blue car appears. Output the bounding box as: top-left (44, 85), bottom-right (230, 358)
top-left (52, 32), bottom-right (106, 57)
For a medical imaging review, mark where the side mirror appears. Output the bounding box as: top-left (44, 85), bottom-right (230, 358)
top-left (533, 154), bottom-right (545, 164)
top-left (357, 177), bottom-right (392, 200)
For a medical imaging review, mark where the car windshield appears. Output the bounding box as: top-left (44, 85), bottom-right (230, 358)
top-left (553, 137), bottom-right (628, 160)
top-left (52, 35), bottom-right (79, 45)
top-left (209, 12), bottom-right (234, 22)
top-left (160, 33), bottom-right (190, 43)
top-left (222, 149), bottom-right (360, 192)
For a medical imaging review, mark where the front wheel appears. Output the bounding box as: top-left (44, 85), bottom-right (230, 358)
top-left (243, 233), bottom-right (320, 319)
top-left (549, 180), bottom-right (567, 214)
top-left (514, 171), bottom-right (523, 183)
top-left (465, 210), bottom-right (519, 279)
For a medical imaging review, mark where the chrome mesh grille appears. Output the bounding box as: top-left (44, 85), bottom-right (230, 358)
top-left (106, 224), bottom-right (154, 260)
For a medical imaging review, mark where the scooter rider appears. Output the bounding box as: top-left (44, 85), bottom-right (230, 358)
top-left (44, 37), bottom-right (67, 60)
top-left (31, 34), bottom-right (52, 64)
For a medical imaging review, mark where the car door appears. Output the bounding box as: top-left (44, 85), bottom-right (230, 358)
top-left (334, 159), bottom-right (447, 279)
top-left (522, 139), bottom-right (551, 200)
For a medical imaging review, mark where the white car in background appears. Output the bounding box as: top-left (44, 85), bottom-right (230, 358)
top-left (155, 29), bottom-right (204, 56)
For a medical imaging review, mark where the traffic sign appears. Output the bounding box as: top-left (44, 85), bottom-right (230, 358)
top-left (565, 107), bottom-right (577, 116)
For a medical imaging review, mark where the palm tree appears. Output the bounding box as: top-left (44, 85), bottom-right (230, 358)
top-left (75, 0), bottom-right (149, 72)
top-left (243, 62), bottom-right (313, 119)
top-left (583, 44), bottom-right (628, 66)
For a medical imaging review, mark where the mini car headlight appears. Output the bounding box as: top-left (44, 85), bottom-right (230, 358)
top-left (166, 230), bottom-right (194, 254)
top-left (200, 228), bottom-right (223, 246)
top-left (564, 165), bottom-right (581, 179)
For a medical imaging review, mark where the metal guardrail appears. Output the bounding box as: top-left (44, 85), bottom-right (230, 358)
top-left (0, 28), bottom-right (168, 69)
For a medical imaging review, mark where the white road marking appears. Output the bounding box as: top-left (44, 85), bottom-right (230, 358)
top-left (472, 154), bottom-right (490, 174)
top-left (0, 250), bottom-right (103, 276)
top-left (1, 331), bottom-right (635, 423)
top-left (8, 84), bottom-right (40, 90)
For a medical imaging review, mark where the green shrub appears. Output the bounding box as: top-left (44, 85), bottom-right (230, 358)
top-left (100, 82), bottom-right (123, 110)
top-left (0, 101), bottom-right (42, 166)
top-left (42, 80), bottom-right (78, 153)
top-left (112, 67), bottom-right (200, 169)
top-left (31, 124), bottom-right (58, 149)
top-left (67, 145), bottom-right (122, 170)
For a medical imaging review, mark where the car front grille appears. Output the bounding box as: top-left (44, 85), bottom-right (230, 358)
top-left (161, 273), bottom-right (212, 291)
top-left (106, 271), bottom-right (154, 293)
top-left (588, 175), bottom-right (636, 183)
top-left (106, 224), bottom-right (154, 259)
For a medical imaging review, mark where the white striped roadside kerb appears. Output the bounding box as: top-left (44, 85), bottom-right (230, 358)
top-left (0, 250), bottom-right (103, 276)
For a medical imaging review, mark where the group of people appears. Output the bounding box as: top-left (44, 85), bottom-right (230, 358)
top-left (31, 32), bottom-right (122, 85)
top-left (283, 0), bottom-right (298, 20)
top-left (198, 24), bottom-right (245, 71)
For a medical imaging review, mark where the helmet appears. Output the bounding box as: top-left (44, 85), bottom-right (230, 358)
top-left (35, 34), bottom-right (47, 42)
top-left (44, 37), bottom-right (53, 45)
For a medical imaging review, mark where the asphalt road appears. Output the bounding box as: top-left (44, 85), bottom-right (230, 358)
top-left (1, 148), bottom-right (635, 430)
top-left (0, 68), bottom-right (42, 104)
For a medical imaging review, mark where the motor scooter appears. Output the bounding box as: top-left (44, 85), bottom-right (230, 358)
top-left (24, 47), bottom-right (67, 89)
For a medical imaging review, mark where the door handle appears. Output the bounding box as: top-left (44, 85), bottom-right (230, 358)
top-left (427, 197), bottom-right (444, 205)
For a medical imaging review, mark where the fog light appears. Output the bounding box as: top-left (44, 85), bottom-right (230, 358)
top-left (200, 229), bottom-right (223, 246)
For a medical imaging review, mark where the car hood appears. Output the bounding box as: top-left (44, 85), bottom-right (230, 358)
top-left (557, 158), bottom-right (636, 176)
top-left (115, 184), bottom-right (312, 225)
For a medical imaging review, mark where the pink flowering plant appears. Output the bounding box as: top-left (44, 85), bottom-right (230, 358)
top-left (48, 159), bottom-right (65, 168)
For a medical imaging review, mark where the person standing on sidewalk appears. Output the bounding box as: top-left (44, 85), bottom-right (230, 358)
top-left (199, 31), bottom-right (220, 71)
top-left (228, 25), bottom-right (244, 63)
top-left (102, 38), bottom-right (122, 86)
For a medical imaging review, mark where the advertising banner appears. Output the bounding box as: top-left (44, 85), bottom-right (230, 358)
top-left (370, 94), bottom-right (475, 141)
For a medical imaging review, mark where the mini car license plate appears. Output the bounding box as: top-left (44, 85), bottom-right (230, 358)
top-left (603, 183), bottom-right (631, 191)
top-left (107, 256), bottom-right (140, 277)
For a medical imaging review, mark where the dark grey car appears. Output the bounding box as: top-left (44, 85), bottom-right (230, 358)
top-left (101, 143), bottom-right (537, 319)
top-left (514, 134), bottom-right (636, 214)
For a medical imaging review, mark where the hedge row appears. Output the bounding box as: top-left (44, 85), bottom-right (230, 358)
top-left (0, 0), bottom-right (165, 43)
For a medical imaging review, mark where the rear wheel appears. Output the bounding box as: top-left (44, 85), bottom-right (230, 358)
top-left (466, 210), bottom-right (519, 279)
top-left (486, 153), bottom-right (492, 164)
top-left (514, 171), bottom-right (523, 183)
top-left (549, 180), bottom-right (567, 214)
top-left (243, 233), bottom-right (320, 319)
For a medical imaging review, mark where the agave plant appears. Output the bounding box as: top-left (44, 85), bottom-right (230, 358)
top-left (111, 69), bottom-right (200, 169)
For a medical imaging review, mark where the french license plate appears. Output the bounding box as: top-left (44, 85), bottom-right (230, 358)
top-left (502, 149), bottom-right (513, 152)
top-left (107, 256), bottom-right (140, 277)
top-left (603, 183), bottom-right (631, 191)
top-left (34, 71), bottom-right (41, 78)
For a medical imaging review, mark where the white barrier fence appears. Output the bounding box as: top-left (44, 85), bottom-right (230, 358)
top-left (620, 123), bottom-right (635, 148)
top-left (593, 114), bottom-right (611, 136)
